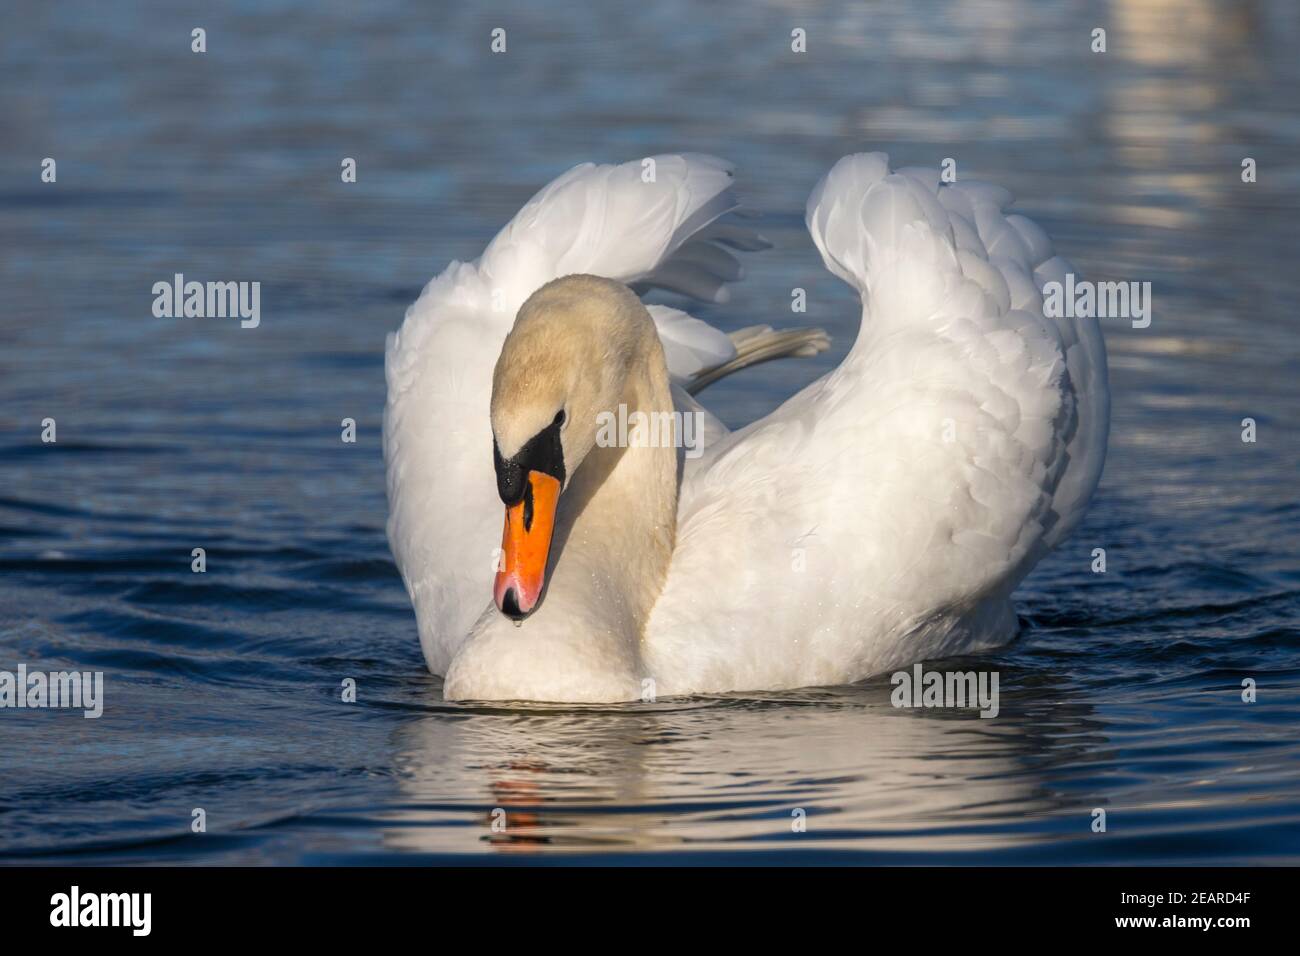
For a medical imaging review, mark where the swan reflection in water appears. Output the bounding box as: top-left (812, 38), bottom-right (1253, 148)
top-left (380, 668), bottom-right (1103, 857)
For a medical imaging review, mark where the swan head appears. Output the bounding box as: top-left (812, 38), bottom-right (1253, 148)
top-left (488, 275), bottom-right (651, 621)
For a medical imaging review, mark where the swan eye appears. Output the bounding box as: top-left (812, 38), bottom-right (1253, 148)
top-left (554, 409), bottom-right (566, 428)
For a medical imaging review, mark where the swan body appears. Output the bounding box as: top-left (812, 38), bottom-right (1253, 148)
top-left (385, 153), bottom-right (1109, 702)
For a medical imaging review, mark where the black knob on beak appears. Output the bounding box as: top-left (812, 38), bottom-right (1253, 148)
top-left (500, 587), bottom-right (526, 621)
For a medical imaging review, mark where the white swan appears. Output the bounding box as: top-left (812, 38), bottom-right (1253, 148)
top-left (384, 153), bottom-right (1109, 702)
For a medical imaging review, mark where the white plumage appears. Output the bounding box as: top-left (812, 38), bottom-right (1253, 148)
top-left (384, 152), bottom-right (1109, 699)
top-left (645, 154), bottom-right (1108, 693)
top-left (384, 155), bottom-right (769, 674)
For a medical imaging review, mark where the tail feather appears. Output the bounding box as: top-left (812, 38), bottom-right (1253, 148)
top-left (685, 325), bottom-right (830, 394)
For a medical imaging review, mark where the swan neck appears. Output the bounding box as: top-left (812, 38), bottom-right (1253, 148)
top-left (554, 336), bottom-right (678, 636)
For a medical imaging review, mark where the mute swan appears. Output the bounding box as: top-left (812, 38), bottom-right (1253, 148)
top-left (384, 153), bottom-right (1109, 702)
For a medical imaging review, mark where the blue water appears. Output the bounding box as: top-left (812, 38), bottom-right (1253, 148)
top-left (2, 0), bottom-right (1299, 864)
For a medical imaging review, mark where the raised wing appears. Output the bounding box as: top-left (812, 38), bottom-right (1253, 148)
top-left (384, 155), bottom-right (760, 673)
top-left (647, 154), bottom-right (1108, 692)
top-left (806, 154), bottom-right (1109, 556)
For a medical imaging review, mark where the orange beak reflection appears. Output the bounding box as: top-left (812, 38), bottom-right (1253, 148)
top-left (494, 471), bottom-right (561, 620)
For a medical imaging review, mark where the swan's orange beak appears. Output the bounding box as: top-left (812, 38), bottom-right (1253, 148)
top-left (494, 471), bottom-right (561, 621)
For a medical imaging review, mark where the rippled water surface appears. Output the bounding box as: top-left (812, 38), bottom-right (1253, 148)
top-left (2, 0), bottom-right (1299, 863)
